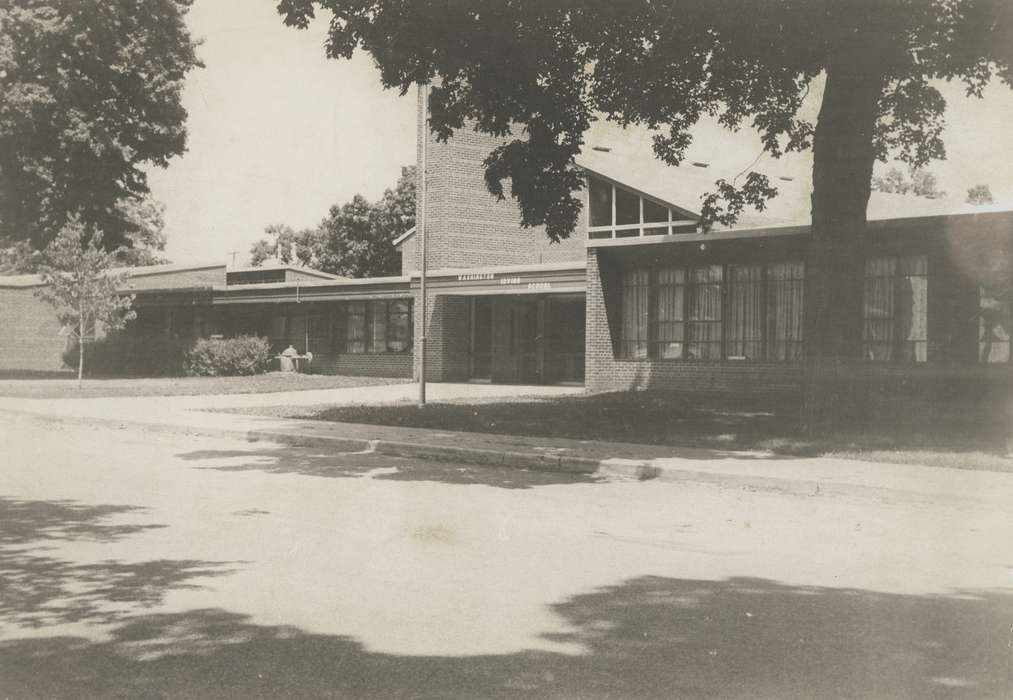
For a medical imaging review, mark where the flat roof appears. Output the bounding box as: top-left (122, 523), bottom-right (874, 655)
top-left (0, 260), bottom-right (226, 288)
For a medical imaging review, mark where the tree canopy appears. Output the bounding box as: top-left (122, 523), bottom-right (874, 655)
top-left (966, 183), bottom-right (995, 205)
top-left (249, 166), bottom-right (415, 277)
top-left (278, 0), bottom-right (1011, 237)
top-left (872, 167), bottom-right (946, 199)
top-left (0, 0), bottom-right (201, 251)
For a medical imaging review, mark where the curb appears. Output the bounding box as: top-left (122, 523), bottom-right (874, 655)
top-left (2, 408), bottom-right (990, 503)
top-left (0, 408), bottom-right (615, 476)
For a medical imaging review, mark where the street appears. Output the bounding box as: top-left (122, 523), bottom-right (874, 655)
top-left (2, 413), bottom-right (1012, 699)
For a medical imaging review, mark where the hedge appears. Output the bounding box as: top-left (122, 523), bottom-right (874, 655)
top-left (182, 335), bottom-right (273, 376)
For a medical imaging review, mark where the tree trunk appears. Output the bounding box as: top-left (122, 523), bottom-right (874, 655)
top-left (801, 54), bottom-right (887, 433)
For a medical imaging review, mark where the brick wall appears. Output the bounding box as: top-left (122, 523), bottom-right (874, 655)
top-left (312, 351), bottom-right (413, 378)
top-left (0, 287), bottom-right (71, 374)
top-left (410, 86), bottom-right (585, 275)
top-left (413, 290), bottom-right (470, 381)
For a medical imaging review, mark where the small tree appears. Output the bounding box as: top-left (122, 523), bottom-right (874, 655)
top-left (35, 219), bottom-right (136, 385)
top-left (966, 184), bottom-right (994, 205)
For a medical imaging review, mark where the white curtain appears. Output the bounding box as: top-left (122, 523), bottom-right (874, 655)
top-left (621, 269), bottom-right (650, 358)
top-left (767, 262), bottom-right (804, 361)
top-left (727, 264), bottom-right (763, 359)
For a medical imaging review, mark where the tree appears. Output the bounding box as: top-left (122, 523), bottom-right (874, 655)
top-left (113, 195), bottom-right (170, 267)
top-left (966, 184), bottom-right (995, 205)
top-left (248, 224), bottom-right (320, 267)
top-left (0, 0), bottom-right (201, 252)
top-left (35, 217), bottom-right (136, 385)
top-left (248, 166), bottom-right (415, 277)
top-left (277, 0), bottom-right (1012, 430)
top-left (872, 167), bottom-right (946, 198)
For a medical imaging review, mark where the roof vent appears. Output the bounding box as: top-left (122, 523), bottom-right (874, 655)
top-left (591, 146), bottom-right (611, 153)
top-left (691, 161), bottom-right (709, 168)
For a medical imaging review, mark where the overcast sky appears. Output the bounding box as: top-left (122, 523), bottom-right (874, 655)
top-left (150, 0), bottom-right (1013, 265)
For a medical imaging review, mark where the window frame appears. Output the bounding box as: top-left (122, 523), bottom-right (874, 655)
top-left (861, 254), bottom-right (929, 363)
top-left (586, 174), bottom-right (698, 239)
top-left (337, 299), bottom-right (413, 355)
top-left (616, 260), bottom-right (805, 363)
top-left (978, 283), bottom-right (1012, 364)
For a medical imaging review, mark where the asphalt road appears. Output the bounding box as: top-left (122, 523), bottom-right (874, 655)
top-left (2, 414), bottom-right (1012, 699)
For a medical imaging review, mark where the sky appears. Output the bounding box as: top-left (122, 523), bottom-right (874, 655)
top-left (149, 0), bottom-right (1013, 264)
top-left (147, 0), bottom-right (416, 265)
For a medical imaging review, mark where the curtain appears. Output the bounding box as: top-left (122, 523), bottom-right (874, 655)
top-left (686, 265), bottom-right (722, 359)
top-left (863, 257), bottom-right (897, 361)
top-left (767, 262), bottom-right (804, 361)
top-left (727, 264), bottom-right (762, 359)
top-left (345, 302), bottom-right (366, 353)
top-left (386, 300), bottom-right (412, 353)
top-left (369, 300), bottom-right (387, 353)
top-left (897, 255), bottom-right (928, 362)
top-left (655, 267), bottom-right (685, 358)
top-left (979, 284), bottom-right (1011, 363)
top-left (621, 268), bottom-right (650, 358)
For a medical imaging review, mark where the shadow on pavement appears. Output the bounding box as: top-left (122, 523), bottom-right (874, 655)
top-left (2, 576), bottom-right (1010, 699)
top-left (0, 497), bottom-right (240, 629)
top-left (176, 445), bottom-right (605, 489)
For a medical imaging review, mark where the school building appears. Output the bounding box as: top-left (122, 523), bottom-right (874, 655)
top-left (1, 90), bottom-right (1010, 402)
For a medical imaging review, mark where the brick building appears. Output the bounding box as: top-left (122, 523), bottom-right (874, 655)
top-left (2, 87), bottom-right (1010, 397)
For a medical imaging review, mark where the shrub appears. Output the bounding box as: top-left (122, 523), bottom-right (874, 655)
top-left (64, 336), bottom-right (189, 377)
top-left (183, 335), bottom-right (272, 377)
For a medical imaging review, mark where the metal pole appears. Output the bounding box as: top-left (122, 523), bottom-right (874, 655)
top-left (418, 83), bottom-right (429, 407)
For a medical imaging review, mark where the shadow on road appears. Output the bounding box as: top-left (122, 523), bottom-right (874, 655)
top-left (0, 497), bottom-right (240, 629)
top-left (176, 445), bottom-right (605, 489)
top-left (2, 575), bottom-right (1010, 698)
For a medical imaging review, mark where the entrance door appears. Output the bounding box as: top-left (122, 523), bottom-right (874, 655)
top-left (547, 296), bottom-right (586, 384)
top-left (469, 297), bottom-right (493, 380)
top-left (513, 298), bottom-right (541, 383)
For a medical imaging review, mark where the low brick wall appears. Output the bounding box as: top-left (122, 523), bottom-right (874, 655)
top-left (0, 287), bottom-right (71, 374)
top-left (311, 351), bottom-right (413, 378)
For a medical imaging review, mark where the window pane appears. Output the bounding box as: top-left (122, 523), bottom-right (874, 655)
top-left (980, 285), bottom-right (1011, 363)
top-left (643, 199), bottom-right (668, 224)
top-left (863, 255), bottom-right (928, 363)
top-left (621, 269), bottom-right (650, 358)
top-left (655, 267), bottom-right (684, 358)
top-left (897, 256), bottom-right (927, 362)
top-left (766, 262), bottom-right (804, 361)
top-left (686, 265), bottom-right (722, 360)
top-left (615, 187), bottom-right (640, 226)
top-left (726, 264), bottom-right (763, 359)
top-left (863, 257), bottom-right (896, 361)
top-left (588, 176), bottom-right (612, 227)
top-left (387, 300), bottom-right (412, 353)
top-left (345, 302), bottom-right (366, 353)
top-left (369, 300), bottom-right (387, 353)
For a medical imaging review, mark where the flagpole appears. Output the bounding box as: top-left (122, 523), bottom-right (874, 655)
top-left (418, 83), bottom-right (429, 407)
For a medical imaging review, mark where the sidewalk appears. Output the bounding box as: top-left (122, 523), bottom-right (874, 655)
top-left (3, 382), bottom-right (1013, 506)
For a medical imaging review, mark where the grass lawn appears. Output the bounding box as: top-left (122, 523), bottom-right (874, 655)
top-left (0, 372), bottom-right (409, 399)
top-left (276, 391), bottom-right (1012, 473)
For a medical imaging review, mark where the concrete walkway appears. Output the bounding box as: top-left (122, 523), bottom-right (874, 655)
top-left (3, 380), bottom-right (1013, 506)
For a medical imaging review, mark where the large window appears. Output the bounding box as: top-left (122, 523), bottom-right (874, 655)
top-left (587, 175), bottom-right (697, 239)
top-left (341, 299), bottom-right (412, 354)
top-left (345, 302), bottom-right (368, 353)
top-left (618, 262), bottom-right (804, 361)
top-left (979, 284), bottom-right (1011, 363)
top-left (621, 269), bottom-right (650, 358)
top-left (862, 255), bottom-right (928, 362)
